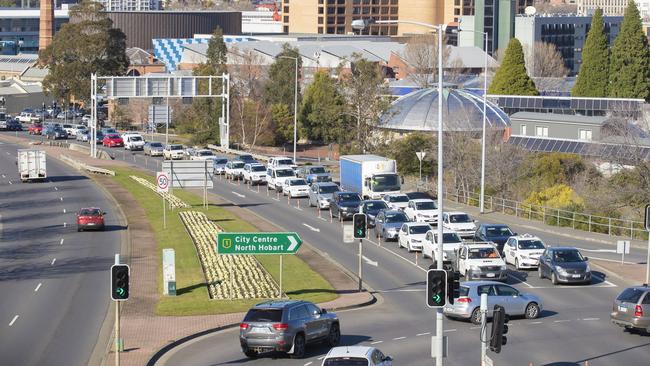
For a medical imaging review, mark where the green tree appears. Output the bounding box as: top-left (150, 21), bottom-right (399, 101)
top-left (572, 8), bottom-right (609, 97)
top-left (519, 152), bottom-right (585, 193)
top-left (39, 1), bottom-right (129, 104)
top-left (264, 43), bottom-right (302, 110)
top-left (388, 133), bottom-right (436, 176)
top-left (270, 103), bottom-right (294, 145)
top-left (608, 1), bottom-right (650, 100)
top-left (0, 0), bottom-right (17, 7)
top-left (488, 38), bottom-right (539, 96)
top-left (299, 71), bottom-right (347, 143)
top-left (524, 184), bottom-right (585, 211)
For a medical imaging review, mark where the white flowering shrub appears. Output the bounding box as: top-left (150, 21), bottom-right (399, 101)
top-left (179, 211), bottom-right (280, 299)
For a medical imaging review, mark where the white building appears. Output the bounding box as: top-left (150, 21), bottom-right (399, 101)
top-left (577, 0), bottom-right (650, 20)
top-left (241, 10), bottom-right (283, 34)
top-left (97, 0), bottom-right (161, 11)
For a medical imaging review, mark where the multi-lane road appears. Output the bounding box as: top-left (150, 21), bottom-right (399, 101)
top-left (4, 131), bottom-right (650, 366)
top-left (0, 137), bottom-right (122, 366)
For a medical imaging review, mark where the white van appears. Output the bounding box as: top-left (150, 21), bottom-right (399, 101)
top-left (266, 166), bottom-right (295, 191)
top-left (124, 134), bottom-right (145, 150)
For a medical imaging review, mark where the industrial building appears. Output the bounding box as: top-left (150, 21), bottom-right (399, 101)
top-left (96, 0), bottom-right (161, 11)
top-left (0, 6), bottom-right (69, 54)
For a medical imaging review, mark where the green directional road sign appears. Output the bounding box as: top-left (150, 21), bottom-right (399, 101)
top-left (216, 232), bottom-right (303, 255)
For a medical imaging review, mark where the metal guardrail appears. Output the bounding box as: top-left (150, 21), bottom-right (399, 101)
top-left (207, 144), bottom-right (270, 162)
top-left (419, 183), bottom-right (647, 241)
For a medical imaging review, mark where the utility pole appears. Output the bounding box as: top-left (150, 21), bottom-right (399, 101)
top-left (480, 293), bottom-right (488, 366)
top-left (479, 32), bottom-right (488, 214)
top-left (435, 24), bottom-right (445, 366)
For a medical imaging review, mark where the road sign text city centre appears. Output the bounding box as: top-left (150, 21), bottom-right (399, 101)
top-left (217, 232), bottom-right (302, 255)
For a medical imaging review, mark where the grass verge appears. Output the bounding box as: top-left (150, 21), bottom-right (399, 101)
top-left (110, 167), bottom-right (337, 316)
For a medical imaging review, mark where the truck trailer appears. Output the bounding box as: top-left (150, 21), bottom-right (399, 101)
top-left (18, 149), bottom-right (47, 182)
top-left (339, 155), bottom-right (401, 199)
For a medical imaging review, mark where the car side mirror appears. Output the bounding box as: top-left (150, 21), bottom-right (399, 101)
top-left (400, 176), bottom-right (404, 184)
top-left (584, 257), bottom-right (588, 261)
top-left (473, 219), bottom-right (478, 223)
top-left (321, 309), bottom-right (327, 314)
top-left (512, 232), bottom-right (518, 236)
top-left (384, 356), bottom-right (393, 362)
top-left (102, 212), bottom-right (107, 215)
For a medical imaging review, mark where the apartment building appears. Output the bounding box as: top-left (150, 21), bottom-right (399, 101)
top-left (577, 0), bottom-right (650, 19)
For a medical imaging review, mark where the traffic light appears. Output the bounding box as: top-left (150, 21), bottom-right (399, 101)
top-left (426, 269), bottom-right (447, 308)
top-left (489, 305), bottom-right (509, 353)
top-left (111, 264), bottom-right (130, 301)
top-left (353, 213), bottom-right (367, 239)
top-left (446, 270), bottom-right (460, 305)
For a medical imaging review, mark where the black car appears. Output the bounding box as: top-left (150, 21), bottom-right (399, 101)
top-left (330, 191), bottom-right (362, 221)
top-left (358, 200), bottom-right (389, 227)
top-left (236, 153), bottom-right (258, 164)
top-left (538, 246), bottom-right (591, 285)
top-left (6, 119), bottom-right (23, 131)
top-left (474, 224), bottom-right (516, 253)
top-left (405, 191), bottom-right (435, 200)
top-left (43, 125), bottom-right (68, 139)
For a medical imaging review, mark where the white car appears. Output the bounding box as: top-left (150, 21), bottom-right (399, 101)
top-left (382, 193), bottom-right (410, 210)
top-left (268, 156), bottom-right (298, 171)
top-left (404, 199), bottom-right (438, 223)
top-left (442, 212), bottom-right (477, 238)
top-left (422, 229), bottom-right (464, 267)
top-left (455, 243), bottom-right (508, 281)
top-left (224, 160), bottom-right (245, 180)
top-left (124, 134), bottom-right (145, 150)
top-left (190, 149), bottom-right (216, 161)
top-left (266, 167), bottom-right (295, 191)
top-left (71, 124), bottom-right (87, 137)
top-left (321, 346), bottom-right (392, 366)
top-left (282, 178), bottom-right (310, 198)
top-left (163, 144), bottom-right (185, 160)
top-left (503, 234), bottom-right (547, 269)
top-left (398, 222), bottom-right (431, 252)
top-left (242, 163), bottom-right (267, 185)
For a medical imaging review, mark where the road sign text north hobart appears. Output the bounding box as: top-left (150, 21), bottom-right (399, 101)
top-left (216, 232), bottom-right (302, 255)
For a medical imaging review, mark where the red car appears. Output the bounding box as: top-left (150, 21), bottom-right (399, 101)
top-left (102, 133), bottom-right (124, 147)
top-left (28, 124), bottom-right (43, 135)
top-left (76, 207), bottom-right (106, 231)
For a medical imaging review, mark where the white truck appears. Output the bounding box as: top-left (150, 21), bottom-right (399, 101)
top-left (454, 242), bottom-right (508, 281)
top-left (18, 149), bottom-right (47, 182)
top-left (339, 155), bottom-right (401, 200)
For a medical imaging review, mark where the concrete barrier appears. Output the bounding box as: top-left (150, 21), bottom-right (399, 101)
top-left (60, 154), bottom-right (116, 176)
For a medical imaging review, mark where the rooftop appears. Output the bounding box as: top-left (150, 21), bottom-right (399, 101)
top-left (510, 112), bottom-right (610, 126)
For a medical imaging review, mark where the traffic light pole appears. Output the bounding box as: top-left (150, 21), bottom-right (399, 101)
top-left (114, 254), bottom-right (121, 366)
top-left (358, 239), bottom-right (363, 292)
top-left (480, 293), bottom-right (488, 366)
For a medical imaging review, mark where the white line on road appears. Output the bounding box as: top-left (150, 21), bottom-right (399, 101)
top-left (393, 336), bottom-right (406, 340)
top-left (362, 255), bottom-right (378, 267)
top-left (1, 174), bottom-right (4, 178)
top-left (366, 238), bottom-right (427, 272)
top-left (294, 206), bottom-right (303, 211)
top-left (444, 329), bottom-right (457, 333)
top-left (371, 340), bottom-right (384, 345)
top-left (60, 197), bottom-right (63, 201)
top-left (576, 247), bottom-right (616, 253)
top-left (507, 273), bottom-right (533, 288)
top-left (302, 223), bottom-right (321, 232)
top-left (582, 318), bottom-right (600, 321)
top-left (63, 209), bottom-right (66, 213)
top-left (529, 321), bottom-right (543, 325)
top-left (377, 289), bottom-right (424, 293)
top-left (554, 320), bottom-right (571, 323)
top-left (317, 356), bottom-right (326, 360)
top-left (231, 191), bottom-right (246, 198)
top-left (8, 181), bottom-right (12, 185)
top-left (8, 315), bottom-right (18, 327)
top-left (416, 332), bottom-right (430, 336)
top-left (470, 326), bottom-right (481, 330)
top-left (34, 283), bottom-right (42, 292)
top-left (51, 258), bottom-right (56, 265)
top-left (63, 222), bottom-right (67, 228)
top-left (60, 239), bottom-right (64, 245)
top-left (54, 187), bottom-right (58, 191)
top-left (303, 362), bottom-right (313, 366)
top-left (591, 273), bottom-right (617, 287)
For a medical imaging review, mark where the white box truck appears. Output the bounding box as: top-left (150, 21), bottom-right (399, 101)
top-left (18, 149), bottom-right (47, 182)
top-left (339, 154), bottom-right (401, 199)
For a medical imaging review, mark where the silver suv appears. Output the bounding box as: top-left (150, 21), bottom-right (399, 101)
top-left (611, 285), bottom-right (650, 334)
top-left (239, 300), bottom-right (340, 359)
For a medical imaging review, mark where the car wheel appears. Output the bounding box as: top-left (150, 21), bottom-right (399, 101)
top-left (525, 302), bottom-right (540, 319)
top-left (470, 308), bottom-right (482, 325)
top-left (327, 323), bottom-right (340, 347)
top-left (551, 272), bottom-right (558, 285)
top-left (538, 266), bottom-right (544, 279)
top-left (77, 227), bottom-right (82, 232)
top-left (290, 333), bottom-right (306, 359)
top-left (515, 258), bottom-right (520, 270)
top-left (244, 350), bottom-right (258, 358)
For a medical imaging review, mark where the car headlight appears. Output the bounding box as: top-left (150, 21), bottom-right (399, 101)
top-left (555, 266), bottom-right (568, 275)
top-left (470, 265), bottom-right (482, 272)
top-left (411, 239), bottom-right (421, 243)
top-left (520, 255), bottom-right (529, 260)
top-left (585, 264), bottom-right (591, 273)
top-left (500, 265), bottom-right (507, 271)
top-left (387, 227), bottom-right (397, 233)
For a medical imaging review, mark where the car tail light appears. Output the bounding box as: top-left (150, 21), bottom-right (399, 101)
top-left (457, 297), bottom-right (471, 303)
top-left (272, 323), bottom-right (289, 331)
top-left (634, 305), bottom-right (643, 317)
top-left (239, 323), bottom-right (249, 330)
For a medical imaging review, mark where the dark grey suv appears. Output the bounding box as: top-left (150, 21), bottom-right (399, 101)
top-left (239, 300), bottom-right (340, 359)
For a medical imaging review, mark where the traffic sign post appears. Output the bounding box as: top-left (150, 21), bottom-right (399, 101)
top-left (646, 204), bottom-right (650, 284)
top-left (157, 172), bottom-right (169, 229)
top-left (617, 240), bottom-right (630, 265)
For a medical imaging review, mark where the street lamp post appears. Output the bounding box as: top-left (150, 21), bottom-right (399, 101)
top-left (279, 55), bottom-right (299, 163)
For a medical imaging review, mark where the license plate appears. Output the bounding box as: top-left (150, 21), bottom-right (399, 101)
top-left (87, 223), bottom-right (95, 225)
top-left (251, 327), bottom-right (272, 334)
top-left (486, 273), bottom-right (495, 278)
top-left (572, 274), bottom-right (581, 278)
top-left (618, 306), bottom-right (627, 312)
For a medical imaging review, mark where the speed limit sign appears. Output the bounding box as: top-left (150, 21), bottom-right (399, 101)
top-left (157, 171), bottom-right (170, 193)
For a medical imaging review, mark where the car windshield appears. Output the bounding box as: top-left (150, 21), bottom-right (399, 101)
top-left (238, 154), bottom-right (254, 161)
top-left (214, 159), bottom-right (227, 164)
top-left (365, 202), bottom-right (388, 211)
top-left (339, 193), bottom-right (361, 202)
top-left (485, 226), bottom-right (514, 237)
top-left (435, 232), bottom-right (462, 243)
top-left (150, 142), bottom-right (163, 147)
top-left (553, 250), bottom-right (585, 263)
top-left (616, 288), bottom-right (645, 303)
top-left (389, 195), bottom-right (409, 203)
top-left (323, 358), bottom-right (369, 366)
top-left (310, 167), bottom-right (326, 174)
top-left (243, 309), bottom-right (282, 322)
top-left (276, 169), bottom-right (294, 177)
top-left (130, 136), bottom-right (143, 142)
top-left (289, 179), bottom-right (307, 186)
top-left (319, 185), bottom-right (339, 194)
top-left (79, 208), bottom-right (101, 216)
top-left (518, 240), bottom-right (545, 250)
top-left (198, 150), bottom-right (213, 156)
top-left (170, 145), bottom-right (183, 150)
top-left (468, 248), bottom-right (500, 259)
top-left (63, 124), bottom-right (72, 128)
top-left (409, 225), bottom-right (430, 234)
top-left (416, 201), bottom-right (437, 210)
top-left (385, 212), bottom-right (408, 223)
top-left (449, 214), bottom-right (472, 223)
top-left (107, 134), bottom-right (120, 138)
top-left (231, 162), bottom-right (245, 169)
top-left (251, 165), bottom-right (266, 172)
top-left (371, 174), bottom-right (400, 192)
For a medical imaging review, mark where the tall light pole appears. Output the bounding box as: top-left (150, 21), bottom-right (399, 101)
top-left (353, 18), bottom-right (446, 366)
top-left (279, 55), bottom-right (299, 163)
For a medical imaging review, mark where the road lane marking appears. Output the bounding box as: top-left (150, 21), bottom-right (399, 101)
top-left (576, 247), bottom-right (616, 253)
top-left (8, 315), bottom-right (18, 326)
top-left (554, 320), bottom-right (571, 323)
top-left (60, 197), bottom-right (63, 201)
top-left (294, 206), bottom-right (303, 211)
top-left (393, 336), bottom-right (406, 340)
top-left (317, 356), bottom-right (325, 360)
top-left (362, 255), bottom-right (378, 267)
top-left (365, 238), bottom-right (427, 272)
top-left (302, 223), bottom-right (321, 232)
top-left (1, 174), bottom-right (4, 178)
top-left (470, 326), bottom-right (481, 330)
top-left (54, 187), bottom-right (58, 191)
top-left (444, 329), bottom-right (457, 332)
top-left (51, 258), bottom-right (56, 265)
top-left (416, 332), bottom-right (430, 336)
top-left (231, 191), bottom-right (245, 198)
top-left (378, 289), bottom-right (424, 293)
top-left (582, 318), bottom-right (600, 321)
top-left (506, 273), bottom-right (533, 288)
top-left (60, 239), bottom-right (64, 245)
top-left (371, 340), bottom-right (383, 344)
top-left (591, 273), bottom-right (617, 287)
top-left (303, 362), bottom-right (313, 366)
top-left (63, 222), bottom-right (67, 228)
top-left (529, 321), bottom-right (542, 325)
top-left (63, 209), bottom-right (66, 213)
top-left (34, 283), bottom-right (42, 292)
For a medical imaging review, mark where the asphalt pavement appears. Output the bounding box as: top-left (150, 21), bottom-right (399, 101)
top-left (5, 131), bottom-right (650, 366)
top-left (0, 137), bottom-right (122, 366)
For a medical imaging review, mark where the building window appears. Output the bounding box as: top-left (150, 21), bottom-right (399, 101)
top-left (284, 16), bottom-right (289, 23)
top-left (284, 6), bottom-right (289, 13)
top-left (520, 124), bottom-right (527, 136)
top-left (579, 129), bottom-right (592, 141)
top-left (535, 126), bottom-right (548, 137)
top-left (319, 7), bottom-right (324, 14)
top-left (284, 26), bottom-right (289, 33)
top-left (318, 26), bottom-right (324, 33)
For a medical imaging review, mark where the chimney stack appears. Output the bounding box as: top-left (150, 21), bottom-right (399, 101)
top-left (39, 0), bottom-right (55, 50)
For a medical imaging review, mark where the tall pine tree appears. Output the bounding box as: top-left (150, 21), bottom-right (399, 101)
top-left (572, 8), bottom-right (609, 97)
top-left (488, 38), bottom-right (539, 96)
top-left (608, 1), bottom-right (650, 101)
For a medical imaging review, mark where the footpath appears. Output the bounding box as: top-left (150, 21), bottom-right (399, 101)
top-left (0, 134), bottom-right (375, 366)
